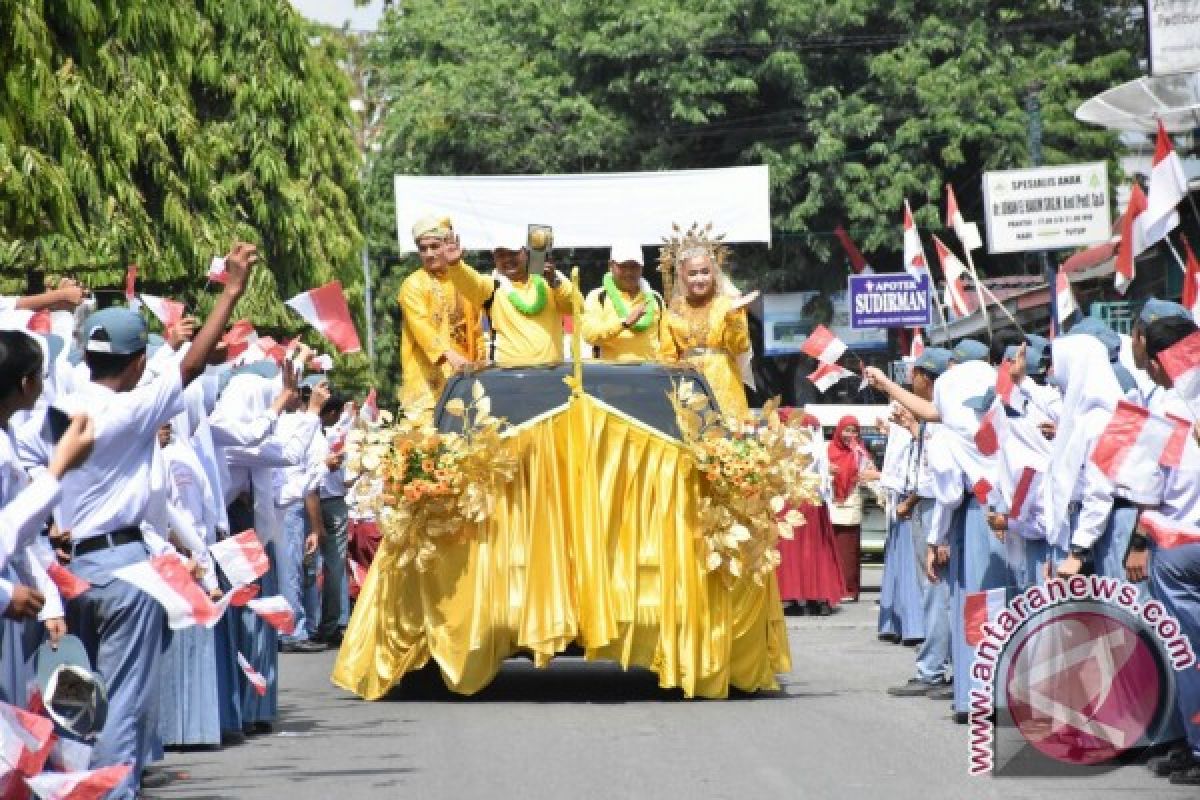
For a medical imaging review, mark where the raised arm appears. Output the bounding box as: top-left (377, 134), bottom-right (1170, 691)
top-left (180, 243), bottom-right (257, 387)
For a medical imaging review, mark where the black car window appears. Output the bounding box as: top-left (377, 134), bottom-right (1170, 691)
top-left (434, 364), bottom-right (716, 439)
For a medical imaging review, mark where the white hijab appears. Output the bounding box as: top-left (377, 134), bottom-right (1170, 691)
top-left (930, 360), bottom-right (998, 499)
top-left (1042, 336), bottom-right (1122, 548)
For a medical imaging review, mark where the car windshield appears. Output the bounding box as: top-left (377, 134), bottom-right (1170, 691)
top-left (434, 363), bottom-right (715, 439)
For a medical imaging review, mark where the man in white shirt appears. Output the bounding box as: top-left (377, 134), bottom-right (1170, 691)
top-left (57, 243), bottom-right (257, 799)
top-left (313, 392), bottom-right (352, 645)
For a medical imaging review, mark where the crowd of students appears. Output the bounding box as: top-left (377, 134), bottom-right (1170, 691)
top-left (0, 245), bottom-right (379, 798)
top-left (844, 306), bottom-right (1200, 786)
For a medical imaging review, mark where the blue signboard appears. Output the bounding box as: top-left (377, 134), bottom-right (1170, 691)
top-left (847, 274), bottom-right (931, 329)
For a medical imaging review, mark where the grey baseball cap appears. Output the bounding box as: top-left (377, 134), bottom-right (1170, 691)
top-left (912, 347), bottom-right (953, 377)
top-left (83, 307), bottom-right (148, 355)
top-left (35, 634), bottom-right (109, 740)
top-left (1138, 298), bottom-right (1192, 327)
top-left (951, 338), bottom-right (989, 363)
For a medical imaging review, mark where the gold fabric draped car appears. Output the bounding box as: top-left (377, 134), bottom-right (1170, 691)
top-left (332, 363), bottom-right (790, 700)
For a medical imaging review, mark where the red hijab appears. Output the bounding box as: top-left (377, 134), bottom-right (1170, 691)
top-left (827, 415), bottom-right (868, 503)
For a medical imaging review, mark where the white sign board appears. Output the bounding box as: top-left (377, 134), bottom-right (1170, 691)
top-left (395, 166), bottom-right (771, 253)
top-left (1148, 0), bottom-right (1200, 76)
top-left (982, 162), bottom-right (1111, 254)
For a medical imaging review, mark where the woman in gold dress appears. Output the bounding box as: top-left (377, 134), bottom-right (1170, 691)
top-left (659, 236), bottom-right (757, 419)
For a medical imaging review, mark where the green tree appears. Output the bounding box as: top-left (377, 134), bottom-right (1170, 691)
top-left (1, 0), bottom-right (365, 378)
top-left (365, 0), bottom-right (1142, 393)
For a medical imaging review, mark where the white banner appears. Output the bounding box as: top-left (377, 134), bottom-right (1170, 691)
top-left (1148, 0), bottom-right (1200, 76)
top-left (982, 163), bottom-right (1111, 254)
top-left (394, 166), bottom-right (771, 253)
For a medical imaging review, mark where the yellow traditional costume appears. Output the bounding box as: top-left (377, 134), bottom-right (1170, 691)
top-left (580, 282), bottom-right (662, 361)
top-left (446, 260), bottom-right (580, 364)
top-left (657, 225), bottom-right (751, 419)
top-left (398, 217), bottom-right (481, 410)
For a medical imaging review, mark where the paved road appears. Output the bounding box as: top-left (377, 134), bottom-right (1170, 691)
top-left (147, 570), bottom-right (1193, 800)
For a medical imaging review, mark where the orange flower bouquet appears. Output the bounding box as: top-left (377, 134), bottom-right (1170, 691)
top-left (345, 381), bottom-right (517, 571)
top-left (670, 382), bottom-right (821, 587)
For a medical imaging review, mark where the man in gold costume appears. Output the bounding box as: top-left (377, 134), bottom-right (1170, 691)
top-left (658, 224), bottom-right (758, 419)
top-left (397, 216), bottom-right (482, 410)
top-left (581, 242), bottom-right (663, 361)
top-left (442, 234), bottom-right (580, 364)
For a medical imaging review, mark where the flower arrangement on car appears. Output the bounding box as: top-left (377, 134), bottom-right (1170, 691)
top-left (345, 381), bottom-right (517, 572)
top-left (670, 381), bottom-right (822, 588)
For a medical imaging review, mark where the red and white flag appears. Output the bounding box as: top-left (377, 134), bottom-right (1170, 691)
top-left (220, 320), bottom-right (256, 362)
top-left (23, 764), bottom-right (132, 800)
top-left (237, 653), bottom-right (268, 697)
top-left (974, 405), bottom-right (1004, 457)
top-left (112, 554), bottom-right (222, 630)
top-left (45, 563), bottom-right (90, 601)
top-left (27, 310), bottom-right (52, 336)
top-left (246, 596), bottom-right (296, 635)
top-left (971, 476), bottom-right (994, 506)
top-left (0, 701), bottom-right (54, 779)
top-left (1157, 329), bottom-right (1200, 409)
top-left (1115, 184), bottom-right (1150, 294)
top-left (800, 324), bottom-right (847, 365)
top-left (1138, 511), bottom-right (1200, 550)
top-left (360, 388), bottom-right (379, 424)
top-left (902, 200), bottom-right (930, 279)
top-left (909, 329), bottom-right (925, 360)
top-left (209, 530), bottom-right (269, 588)
top-left (1055, 270), bottom-right (1079, 329)
top-left (807, 362), bottom-right (853, 393)
top-left (932, 236), bottom-right (971, 318)
top-left (124, 265), bottom-right (139, 311)
top-left (139, 295), bottom-right (185, 332)
top-left (1181, 236), bottom-right (1200, 319)
top-left (1090, 401), bottom-right (1191, 494)
top-left (1144, 120), bottom-right (1186, 246)
top-left (227, 583), bottom-right (261, 607)
top-left (964, 587), bottom-right (1008, 647)
top-left (285, 282), bottom-right (362, 354)
top-left (207, 256), bottom-right (228, 285)
top-left (1008, 466), bottom-right (1039, 523)
top-left (833, 225), bottom-right (873, 274)
top-left (309, 353), bottom-right (334, 373)
top-left (945, 185), bottom-right (983, 252)
top-left (47, 737), bottom-right (93, 774)
top-left (347, 558), bottom-right (367, 597)
top-left (974, 365), bottom-right (1015, 457)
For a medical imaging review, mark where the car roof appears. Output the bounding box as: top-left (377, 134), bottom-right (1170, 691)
top-left (434, 361), bottom-right (716, 438)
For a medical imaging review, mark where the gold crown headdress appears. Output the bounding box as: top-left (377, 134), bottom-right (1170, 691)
top-left (657, 222), bottom-right (731, 302)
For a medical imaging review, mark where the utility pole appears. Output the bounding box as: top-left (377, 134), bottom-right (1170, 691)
top-left (1027, 81), bottom-right (1061, 333)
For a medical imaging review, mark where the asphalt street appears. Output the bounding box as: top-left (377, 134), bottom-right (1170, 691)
top-left (147, 565), bottom-right (1195, 800)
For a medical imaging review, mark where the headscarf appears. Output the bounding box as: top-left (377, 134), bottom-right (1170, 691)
top-left (930, 360), bottom-right (998, 503)
top-left (828, 415), bottom-right (869, 503)
top-left (1042, 336), bottom-right (1122, 549)
top-left (670, 249), bottom-right (757, 391)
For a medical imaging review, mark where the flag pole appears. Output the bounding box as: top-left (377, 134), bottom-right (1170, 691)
top-left (961, 249), bottom-right (994, 339)
top-left (1164, 237), bottom-right (1189, 274)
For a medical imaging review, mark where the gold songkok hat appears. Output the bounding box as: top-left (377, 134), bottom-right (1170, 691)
top-left (412, 215), bottom-right (453, 242)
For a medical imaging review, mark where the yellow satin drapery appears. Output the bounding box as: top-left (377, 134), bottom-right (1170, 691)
top-left (331, 393), bottom-right (791, 700)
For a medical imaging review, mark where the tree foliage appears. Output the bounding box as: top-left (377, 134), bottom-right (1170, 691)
top-left (364, 0), bottom-right (1142, 395)
top-left (0, 0), bottom-right (364, 336)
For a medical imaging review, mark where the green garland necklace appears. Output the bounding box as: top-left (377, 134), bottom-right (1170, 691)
top-left (506, 274), bottom-right (549, 316)
top-left (603, 273), bottom-right (657, 332)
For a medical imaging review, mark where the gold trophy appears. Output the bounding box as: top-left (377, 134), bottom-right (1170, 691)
top-left (526, 224), bottom-right (553, 277)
